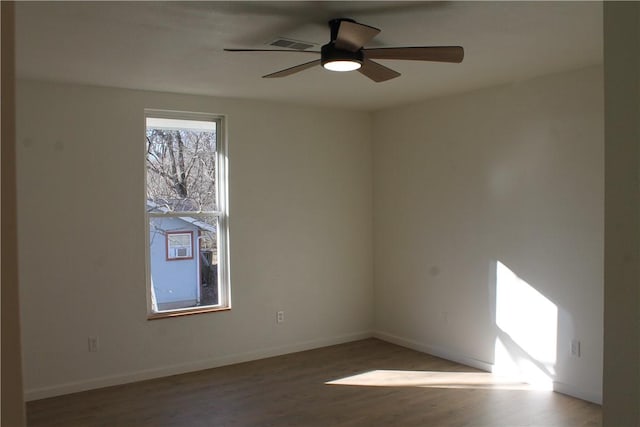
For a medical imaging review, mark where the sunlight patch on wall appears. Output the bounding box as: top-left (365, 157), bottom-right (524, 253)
top-left (494, 261), bottom-right (557, 389)
top-left (326, 370), bottom-right (536, 391)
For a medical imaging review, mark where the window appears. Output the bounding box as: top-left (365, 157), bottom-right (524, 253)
top-left (166, 231), bottom-right (193, 260)
top-left (145, 110), bottom-right (229, 318)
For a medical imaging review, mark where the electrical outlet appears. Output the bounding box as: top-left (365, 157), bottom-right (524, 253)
top-left (570, 339), bottom-right (581, 357)
top-left (88, 336), bottom-right (99, 352)
top-left (276, 311), bottom-right (284, 324)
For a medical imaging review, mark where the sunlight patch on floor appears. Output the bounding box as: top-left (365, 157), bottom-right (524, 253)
top-left (326, 369), bottom-right (543, 391)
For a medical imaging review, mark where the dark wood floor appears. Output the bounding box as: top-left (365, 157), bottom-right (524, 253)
top-left (27, 339), bottom-right (601, 426)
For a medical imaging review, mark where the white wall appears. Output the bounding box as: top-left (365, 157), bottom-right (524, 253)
top-left (602, 3), bottom-right (640, 424)
top-left (2, 2), bottom-right (26, 425)
top-left (17, 66), bottom-right (606, 404)
top-left (372, 66), bottom-right (604, 403)
top-left (16, 80), bottom-right (373, 399)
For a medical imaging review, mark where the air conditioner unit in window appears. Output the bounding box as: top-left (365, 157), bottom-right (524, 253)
top-left (177, 248), bottom-right (188, 257)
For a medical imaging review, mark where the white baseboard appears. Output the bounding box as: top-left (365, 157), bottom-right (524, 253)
top-left (553, 381), bottom-right (602, 405)
top-left (373, 330), bottom-right (602, 405)
top-left (373, 330), bottom-right (494, 372)
top-left (26, 330), bottom-right (602, 405)
top-left (25, 330), bottom-right (373, 401)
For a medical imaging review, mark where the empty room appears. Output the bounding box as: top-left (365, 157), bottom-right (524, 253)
top-left (3, 1), bottom-right (640, 426)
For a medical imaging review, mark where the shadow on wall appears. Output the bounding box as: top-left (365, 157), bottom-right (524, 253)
top-left (490, 260), bottom-right (561, 389)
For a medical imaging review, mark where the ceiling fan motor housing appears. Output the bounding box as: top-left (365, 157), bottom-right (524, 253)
top-left (321, 42), bottom-right (364, 68)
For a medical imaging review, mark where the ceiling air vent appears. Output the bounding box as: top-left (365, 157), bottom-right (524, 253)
top-left (269, 38), bottom-right (315, 51)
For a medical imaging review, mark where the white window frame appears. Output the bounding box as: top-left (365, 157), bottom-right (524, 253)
top-left (144, 109), bottom-right (230, 319)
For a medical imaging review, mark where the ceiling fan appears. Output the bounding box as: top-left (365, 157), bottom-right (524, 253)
top-left (225, 18), bottom-right (464, 82)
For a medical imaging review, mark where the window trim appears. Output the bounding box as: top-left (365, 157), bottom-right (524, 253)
top-left (144, 109), bottom-right (230, 319)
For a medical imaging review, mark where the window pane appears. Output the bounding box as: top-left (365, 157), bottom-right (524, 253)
top-left (146, 119), bottom-right (217, 212)
top-left (149, 215), bottom-right (219, 311)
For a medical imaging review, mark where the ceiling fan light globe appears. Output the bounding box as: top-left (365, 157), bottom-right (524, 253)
top-left (321, 42), bottom-right (364, 72)
top-left (323, 60), bottom-right (362, 72)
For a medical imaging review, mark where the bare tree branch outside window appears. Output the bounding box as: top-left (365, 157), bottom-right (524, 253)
top-left (146, 128), bottom-right (217, 213)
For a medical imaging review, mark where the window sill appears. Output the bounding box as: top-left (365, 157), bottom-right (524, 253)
top-left (147, 305), bottom-right (231, 320)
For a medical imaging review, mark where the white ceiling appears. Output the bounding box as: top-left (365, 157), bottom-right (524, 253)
top-left (15, 1), bottom-right (603, 111)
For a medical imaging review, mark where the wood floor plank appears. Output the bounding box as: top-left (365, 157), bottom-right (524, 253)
top-left (26, 339), bottom-right (601, 426)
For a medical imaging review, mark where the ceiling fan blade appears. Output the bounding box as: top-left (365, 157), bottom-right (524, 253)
top-left (364, 46), bottom-right (464, 63)
top-left (334, 20), bottom-right (381, 52)
top-left (358, 59), bottom-right (400, 83)
top-left (263, 59), bottom-right (322, 78)
top-left (225, 49), bottom-right (320, 54)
